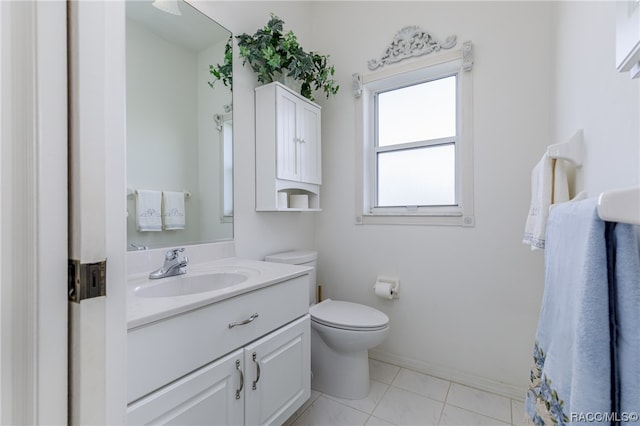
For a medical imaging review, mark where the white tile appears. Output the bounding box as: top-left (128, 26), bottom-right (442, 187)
top-left (365, 415), bottom-right (397, 426)
top-left (446, 384), bottom-right (511, 423)
top-left (391, 369), bottom-right (450, 402)
top-left (292, 395), bottom-right (370, 426)
top-left (284, 391), bottom-right (322, 426)
top-left (511, 399), bottom-right (531, 425)
top-left (325, 380), bottom-right (389, 414)
top-left (369, 359), bottom-right (400, 384)
top-left (373, 386), bottom-right (443, 426)
top-left (440, 404), bottom-right (510, 426)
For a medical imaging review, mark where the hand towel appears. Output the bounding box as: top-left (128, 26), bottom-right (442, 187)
top-left (525, 198), bottom-right (612, 424)
top-left (162, 191), bottom-right (186, 230)
top-left (523, 153), bottom-right (570, 250)
top-left (612, 224), bottom-right (640, 417)
top-left (135, 189), bottom-right (162, 231)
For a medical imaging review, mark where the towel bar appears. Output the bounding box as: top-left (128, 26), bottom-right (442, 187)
top-left (126, 188), bottom-right (191, 200)
top-left (547, 129), bottom-right (583, 167)
top-left (597, 186), bottom-right (640, 225)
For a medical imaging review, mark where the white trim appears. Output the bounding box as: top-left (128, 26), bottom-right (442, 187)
top-left (68, 1), bottom-right (128, 424)
top-left (0, 2), bottom-right (5, 421)
top-left (368, 26), bottom-right (457, 71)
top-left (354, 46), bottom-right (475, 227)
top-left (1, 4), bottom-right (38, 422)
top-left (103, 3), bottom-right (128, 423)
top-left (369, 349), bottom-right (526, 401)
top-left (35, 2), bottom-right (68, 423)
top-left (1, 1), bottom-right (68, 424)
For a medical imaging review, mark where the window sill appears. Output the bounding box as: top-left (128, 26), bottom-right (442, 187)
top-left (356, 213), bottom-right (474, 227)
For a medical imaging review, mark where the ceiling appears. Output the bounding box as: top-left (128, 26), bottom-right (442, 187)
top-left (126, 0), bottom-right (231, 52)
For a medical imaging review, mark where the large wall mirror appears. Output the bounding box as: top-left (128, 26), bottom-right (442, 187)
top-left (126, 0), bottom-right (233, 251)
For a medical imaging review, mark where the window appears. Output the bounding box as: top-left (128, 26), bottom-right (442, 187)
top-left (355, 47), bottom-right (474, 226)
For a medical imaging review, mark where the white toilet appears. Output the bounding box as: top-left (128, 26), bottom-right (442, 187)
top-left (264, 250), bottom-right (389, 400)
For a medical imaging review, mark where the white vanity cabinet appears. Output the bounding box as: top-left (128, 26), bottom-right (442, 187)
top-left (127, 348), bottom-right (244, 425)
top-left (244, 316), bottom-right (309, 425)
top-left (127, 274), bottom-right (310, 425)
top-left (255, 82), bottom-right (322, 211)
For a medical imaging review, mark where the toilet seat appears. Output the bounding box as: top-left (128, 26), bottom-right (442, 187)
top-left (310, 299), bottom-right (389, 332)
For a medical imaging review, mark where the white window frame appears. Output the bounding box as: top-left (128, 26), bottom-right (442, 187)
top-left (355, 45), bottom-right (474, 226)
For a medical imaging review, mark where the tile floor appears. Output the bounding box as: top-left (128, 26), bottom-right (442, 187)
top-left (286, 359), bottom-right (528, 426)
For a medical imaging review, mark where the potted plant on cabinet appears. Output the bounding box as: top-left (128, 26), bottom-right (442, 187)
top-left (210, 14), bottom-right (339, 102)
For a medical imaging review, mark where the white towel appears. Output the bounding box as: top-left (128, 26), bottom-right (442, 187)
top-left (135, 190), bottom-right (162, 231)
top-left (523, 153), bottom-right (569, 250)
top-left (162, 191), bottom-right (186, 230)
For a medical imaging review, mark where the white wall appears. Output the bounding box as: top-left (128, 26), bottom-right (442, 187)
top-left (552, 1), bottom-right (640, 195)
top-left (187, 0), bottom-right (638, 399)
top-left (310, 1), bottom-right (553, 397)
top-left (126, 19), bottom-right (202, 247)
top-left (197, 40), bottom-right (233, 241)
top-left (192, 1), bottom-right (317, 260)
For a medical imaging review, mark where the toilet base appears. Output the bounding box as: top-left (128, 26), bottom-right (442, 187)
top-left (310, 327), bottom-right (370, 400)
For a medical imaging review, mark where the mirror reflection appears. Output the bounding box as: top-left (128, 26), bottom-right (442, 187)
top-left (125, 0), bottom-right (233, 251)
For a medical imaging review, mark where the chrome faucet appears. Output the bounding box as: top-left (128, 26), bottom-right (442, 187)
top-left (149, 248), bottom-right (188, 279)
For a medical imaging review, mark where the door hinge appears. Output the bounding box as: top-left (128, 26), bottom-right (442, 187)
top-left (68, 259), bottom-right (107, 303)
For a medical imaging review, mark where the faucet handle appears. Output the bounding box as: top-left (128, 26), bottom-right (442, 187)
top-left (165, 247), bottom-right (185, 261)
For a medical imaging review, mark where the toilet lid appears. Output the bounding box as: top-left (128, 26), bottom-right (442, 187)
top-left (310, 299), bottom-right (389, 331)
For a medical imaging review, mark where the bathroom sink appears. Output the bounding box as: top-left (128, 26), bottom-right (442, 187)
top-left (134, 271), bottom-right (249, 298)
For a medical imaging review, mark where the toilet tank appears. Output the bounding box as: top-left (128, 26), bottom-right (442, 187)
top-left (265, 250), bottom-right (317, 305)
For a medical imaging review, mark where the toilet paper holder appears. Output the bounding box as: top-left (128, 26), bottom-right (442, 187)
top-left (374, 276), bottom-right (400, 299)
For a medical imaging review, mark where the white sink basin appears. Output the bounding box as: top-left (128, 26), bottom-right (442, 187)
top-left (134, 270), bottom-right (251, 298)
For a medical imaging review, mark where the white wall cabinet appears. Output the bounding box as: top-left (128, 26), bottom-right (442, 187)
top-left (256, 82), bottom-right (322, 211)
top-left (616, 0), bottom-right (640, 78)
top-left (127, 275), bottom-right (311, 425)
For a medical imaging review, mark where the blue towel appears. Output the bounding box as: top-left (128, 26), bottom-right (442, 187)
top-left (526, 198), bottom-right (612, 424)
top-left (612, 224), bottom-right (640, 419)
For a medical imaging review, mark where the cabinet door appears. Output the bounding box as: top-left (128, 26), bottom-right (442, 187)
top-left (244, 315), bottom-right (311, 426)
top-left (127, 349), bottom-right (244, 426)
top-left (276, 88), bottom-right (300, 182)
top-left (298, 102), bottom-right (322, 185)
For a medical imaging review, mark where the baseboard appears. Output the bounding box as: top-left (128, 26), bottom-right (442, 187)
top-left (369, 349), bottom-right (527, 401)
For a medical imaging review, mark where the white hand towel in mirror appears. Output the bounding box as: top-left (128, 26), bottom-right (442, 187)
top-left (163, 191), bottom-right (186, 230)
top-left (135, 189), bottom-right (162, 231)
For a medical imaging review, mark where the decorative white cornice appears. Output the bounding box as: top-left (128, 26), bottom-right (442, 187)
top-left (368, 26), bottom-right (457, 71)
top-left (462, 41), bottom-right (473, 72)
top-left (352, 73), bottom-right (363, 98)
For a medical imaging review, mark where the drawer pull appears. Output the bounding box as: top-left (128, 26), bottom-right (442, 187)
top-left (235, 359), bottom-right (243, 400)
top-left (252, 352), bottom-right (261, 390)
top-left (228, 313), bottom-right (259, 329)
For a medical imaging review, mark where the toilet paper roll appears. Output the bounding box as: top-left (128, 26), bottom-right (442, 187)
top-left (278, 192), bottom-right (288, 209)
top-left (374, 281), bottom-right (394, 299)
top-left (290, 194), bottom-right (309, 209)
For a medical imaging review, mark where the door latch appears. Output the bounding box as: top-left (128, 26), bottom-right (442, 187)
top-left (68, 259), bottom-right (107, 303)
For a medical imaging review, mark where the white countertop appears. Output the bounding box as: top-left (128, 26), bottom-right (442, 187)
top-left (127, 257), bottom-right (311, 330)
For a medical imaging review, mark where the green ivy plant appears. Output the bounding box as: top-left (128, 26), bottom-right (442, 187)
top-left (234, 14), bottom-right (339, 101)
top-left (208, 37), bottom-right (233, 90)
